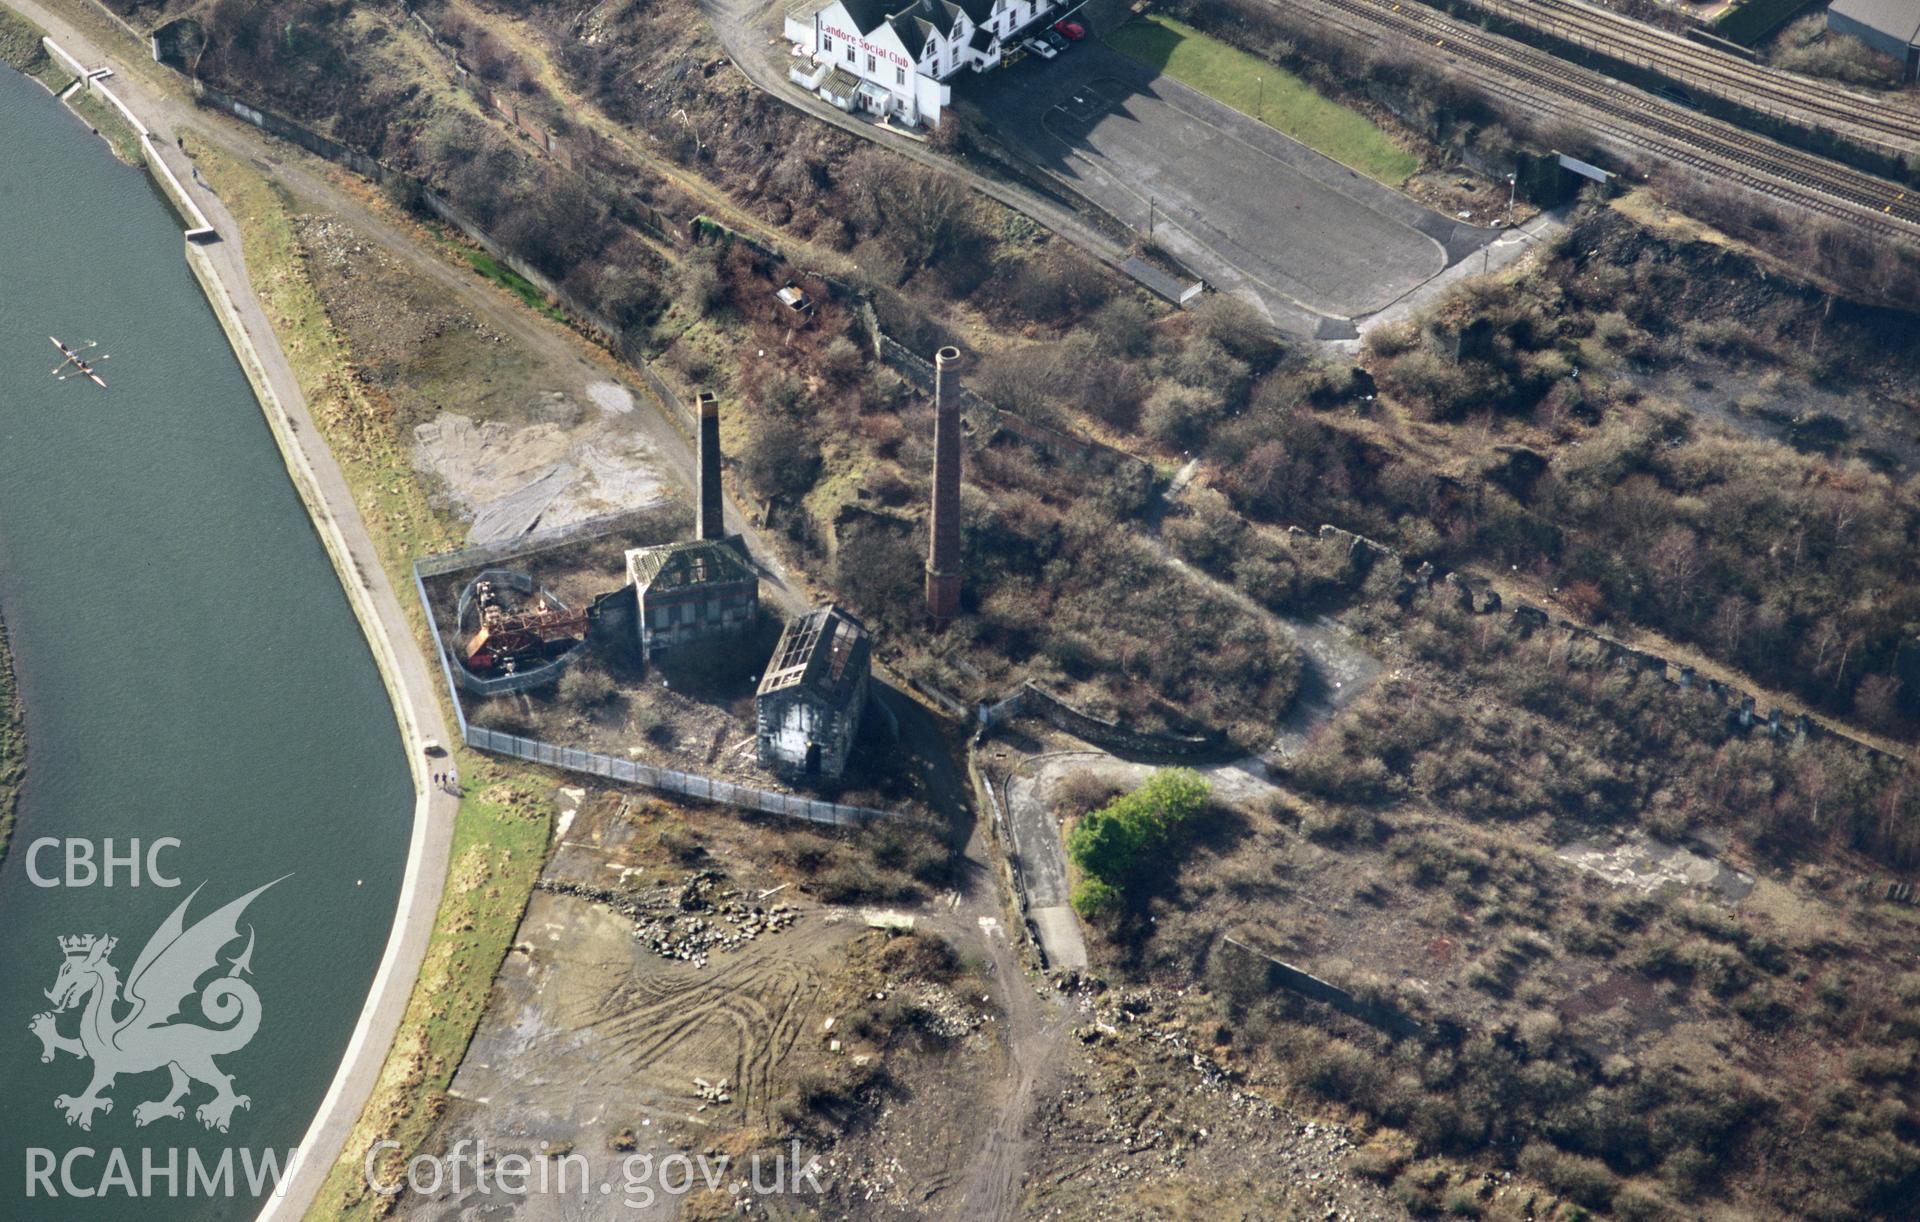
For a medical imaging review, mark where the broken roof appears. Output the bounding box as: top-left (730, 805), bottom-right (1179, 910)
top-left (628, 538), bottom-right (756, 591)
top-left (758, 604), bottom-right (871, 703)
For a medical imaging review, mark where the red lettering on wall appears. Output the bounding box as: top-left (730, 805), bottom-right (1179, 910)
top-left (821, 21), bottom-right (914, 69)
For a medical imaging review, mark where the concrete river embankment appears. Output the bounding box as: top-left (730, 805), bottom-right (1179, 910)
top-left (0, 63), bottom-right (410, 1221)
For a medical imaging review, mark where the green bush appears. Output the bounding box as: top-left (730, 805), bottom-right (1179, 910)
top-left (1070, 876), bottom-right (1122, 917)
top-left (1066, 769), bottom-right (1211, 914)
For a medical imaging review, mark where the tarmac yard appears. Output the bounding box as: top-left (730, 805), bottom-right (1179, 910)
top-left (973, 43), bottom-right (1500, 336)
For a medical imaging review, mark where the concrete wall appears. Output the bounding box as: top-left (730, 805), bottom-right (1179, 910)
top-left (1218, 936), bottom-right (1424, 1039)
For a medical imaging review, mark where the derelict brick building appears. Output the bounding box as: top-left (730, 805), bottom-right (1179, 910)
top-left (623, 389), bottom-right (758, 657)
top-left (756, 604), bottom-right (872, 780)
top-left (625, 539), bottom-right (759, 658)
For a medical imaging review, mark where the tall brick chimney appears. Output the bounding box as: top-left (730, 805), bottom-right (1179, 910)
top-left (925, 347), bottom-right (963, 626)
top-left (697, 390), bottom-right (724, 541)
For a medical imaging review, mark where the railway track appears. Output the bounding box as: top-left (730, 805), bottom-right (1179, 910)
top-left (1268, 0), bottom-right (1920, 235)
top-left (1464, 0), bottom-right (1920, 161)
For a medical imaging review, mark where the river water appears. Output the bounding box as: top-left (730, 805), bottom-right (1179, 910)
top-left (0, 67), bottom-right (409, 1219)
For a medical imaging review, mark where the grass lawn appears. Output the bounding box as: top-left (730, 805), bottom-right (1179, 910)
top-left (467, 249), bottom-right (569, 322)
top-left (1105, 14), bottom-right (1420, 186)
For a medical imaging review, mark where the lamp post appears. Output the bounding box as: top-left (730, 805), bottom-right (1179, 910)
top-left (1506, 171), bottom-right (1518, 225)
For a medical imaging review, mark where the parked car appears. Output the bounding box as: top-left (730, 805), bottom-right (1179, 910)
top-left (1044, 29), bottom-right (1070, 52)
top-left (1053, 19), bottom-right (1086, 39)
top-left (1022, 36), bottom-right (1057, 59)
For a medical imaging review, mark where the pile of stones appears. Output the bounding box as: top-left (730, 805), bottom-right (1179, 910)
top-left (540, 873), bottom-right (797, 967)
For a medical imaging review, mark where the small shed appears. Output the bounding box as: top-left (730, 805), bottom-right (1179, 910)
top-left (819, 66), bottom-right (861, 111)
top-left (756, 605), bottom-right (871, 781)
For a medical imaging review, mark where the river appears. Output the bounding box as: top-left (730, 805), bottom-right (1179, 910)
top-left (0, 66), bottom-right (410, 1219)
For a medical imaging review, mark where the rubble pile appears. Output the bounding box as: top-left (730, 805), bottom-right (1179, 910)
top-left (539, 872), bottom-right (799, 967)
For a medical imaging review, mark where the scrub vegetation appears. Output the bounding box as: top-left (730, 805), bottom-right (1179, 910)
top-left (1066, 767), bottom-right (1211, 917)
top-left (1110, 552), bottom-right (1920, 1219)
top-left (1105, 13), bottom-right (1420, 185)
top-left (93, 0), bottom-right (1920, 1215)
top-left (1767, 14), bottom-right (1913, 90)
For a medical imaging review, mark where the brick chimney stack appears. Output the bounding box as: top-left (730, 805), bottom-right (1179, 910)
top-left (697, 390), bottom-right (724, 541)
top-left (925, 347), bottom-right (963, 626)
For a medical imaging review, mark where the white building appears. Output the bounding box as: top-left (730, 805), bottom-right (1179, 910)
top-left (785, 0), bottom-right (1061, 126)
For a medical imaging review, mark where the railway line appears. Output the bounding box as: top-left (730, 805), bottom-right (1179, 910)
top-left (1268, 0), bottom-right (1920, 235)
top-left (1460, 0), bottom-right (1920, 162)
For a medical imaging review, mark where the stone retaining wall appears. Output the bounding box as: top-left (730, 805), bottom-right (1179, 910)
top-left (1314, 524), bottom-right (1905, 767)
top-left (1219, 936), bottom-right (1424, 1039)
top-left (980, 680), bottom-right (1226, 759)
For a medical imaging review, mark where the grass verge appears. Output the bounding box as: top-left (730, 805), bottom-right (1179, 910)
top-left (0, 6), bottom-right (75, 92)
top-left (66, 86), bottom-right (145, 165)
top-left (1105, 14), bottom-right (1419, 185)
top-left (179, 133), bottom-right (558, 1218)
top-left (313, 771), bottom-right (552, 1218)
top-left (466, 249), bottom-right (568, 322)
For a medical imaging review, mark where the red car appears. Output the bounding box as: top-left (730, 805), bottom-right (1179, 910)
top-left (1053, 19), bottom-right (1086, 40)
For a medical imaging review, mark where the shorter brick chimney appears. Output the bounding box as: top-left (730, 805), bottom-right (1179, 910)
top-left (697, 390), bottom-right (724, 541)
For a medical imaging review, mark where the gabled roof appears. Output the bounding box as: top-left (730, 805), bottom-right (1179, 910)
top-left (837, 0), bottom-right (896, 34)
top-left (834, 0), bottom-right (990, 51)
top-left (758, 605), bottom-right (871, 704)
top-left (1831, 0), bottom-right (1920, 44)
top-left (892, 13), bottom-right (936, 59)
top-left (628, 538), bottom-right (756, 591)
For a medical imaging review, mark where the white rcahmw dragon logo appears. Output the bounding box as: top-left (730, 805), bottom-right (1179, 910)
top-left (28, 878), bottom-right (284, 1133)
